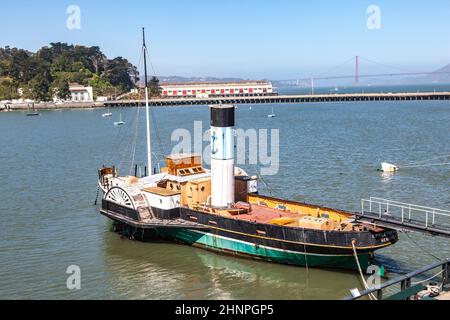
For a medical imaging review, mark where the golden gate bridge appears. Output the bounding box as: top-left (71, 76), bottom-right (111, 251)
top-left (279, 56), bottom-right (450, 85)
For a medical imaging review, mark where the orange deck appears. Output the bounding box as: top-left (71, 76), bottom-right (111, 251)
top-left (229, 205), bottom-right (304, 224)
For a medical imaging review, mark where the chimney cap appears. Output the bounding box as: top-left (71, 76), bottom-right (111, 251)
top-left (210, 104), bottom-right (235, 127)
top-left (210, 104), bottom-right (235, 109)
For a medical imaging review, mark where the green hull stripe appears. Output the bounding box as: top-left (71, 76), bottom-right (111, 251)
top-left (158, 229), bottom-right (371, 270)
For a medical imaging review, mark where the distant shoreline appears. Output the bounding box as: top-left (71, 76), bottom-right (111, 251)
top-left (1, 101), bottom-right (107, 112)
top-left (2, 87), bottom-right (450, 112)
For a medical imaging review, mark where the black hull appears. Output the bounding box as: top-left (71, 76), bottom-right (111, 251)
top-left (101, 200), bottom-right (398, 257)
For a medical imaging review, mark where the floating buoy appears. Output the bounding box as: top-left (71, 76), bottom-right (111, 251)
top-left (379, 162), bottom-right (399, 173)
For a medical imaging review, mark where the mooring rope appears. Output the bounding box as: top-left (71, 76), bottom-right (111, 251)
top-left (411, 269), bottom-right (444, 286)
top-left (351, 240), bottom-right (377, 300)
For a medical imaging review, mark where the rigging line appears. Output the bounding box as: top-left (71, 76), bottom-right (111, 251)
top-left (252, 164), bottom-right (275, 197)
top-left (143, 45), bottom-right (166, 168)
top-left (106, 46), bottom-right (145, 165)
top-left (129, 103), bottom-right (142, 175)
top-left (144, 41), bottom-right (158, 76)
top-left (118, 110), bottom-right (140, 172)
top-left (117, 51), bottom-right (146, 171)
top-left (118, 46), bottom-right (145, 172)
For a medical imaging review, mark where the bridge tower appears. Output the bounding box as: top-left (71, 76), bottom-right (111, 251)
top-left (355, 55), bottom-right (360, 84)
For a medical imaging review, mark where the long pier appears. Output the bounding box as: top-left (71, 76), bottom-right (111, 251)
top-left (2, 91), bottom-right (449, 112)
top-left (105, 91), bottom-right (450, 107)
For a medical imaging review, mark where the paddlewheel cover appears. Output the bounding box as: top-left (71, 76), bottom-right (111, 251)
top-left (105, 187), bottom-right (135, 209)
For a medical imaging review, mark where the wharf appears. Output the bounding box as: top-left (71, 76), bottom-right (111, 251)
top-left (106, 91), bottom-right (450, 107)
top-left (2, 91), bottom-right (450, 112)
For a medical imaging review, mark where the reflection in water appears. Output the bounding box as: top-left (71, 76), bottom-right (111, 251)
top-left (380, 171), bottom-right (396, 183)
top-left (101, 229), bottom-right (361, 300)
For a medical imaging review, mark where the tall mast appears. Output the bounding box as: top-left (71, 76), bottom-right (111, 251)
top-left (142, 27), bottom-right (152, 176)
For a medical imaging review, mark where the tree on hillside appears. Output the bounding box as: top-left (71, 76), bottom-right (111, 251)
top-left (0, 78), bottom-right (18, 100)
top-left (104, 57), bottom-right (139, 91)
top-left (87, 46), bottom-right (106, 75)
top-left (24, 74), bottom-right (51, 101)
top-left (51, 77), bottom-right (70, 100)
top-left (0, 43), bottom-right (139, 101)
top-left (89, 74), bottom-right (115, 97)
top-left (149, 76), bottom-right (161, 97)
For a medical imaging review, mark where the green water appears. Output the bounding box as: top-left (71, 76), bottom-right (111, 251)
top-left (0, 100), bottom-right (449, 299)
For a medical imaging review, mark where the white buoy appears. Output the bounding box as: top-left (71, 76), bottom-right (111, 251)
top-left (380, 162), bottom-right (399, 173)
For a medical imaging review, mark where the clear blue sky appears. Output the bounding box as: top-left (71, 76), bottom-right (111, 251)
top-left (1, 0), bottom-right (449, 79)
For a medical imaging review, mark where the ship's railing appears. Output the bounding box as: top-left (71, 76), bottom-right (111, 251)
top-left (343, 258), bottom-right (450, 300)
top-left (361, 197), bottom-right (450, 229)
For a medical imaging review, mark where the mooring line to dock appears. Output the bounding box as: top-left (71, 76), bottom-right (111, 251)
top-left (401, 154), bottom-right (450, 166)
top-left (411, 269), bottom-right (444, 286)
top-left (404, 232), bottom-right (443, 261)
top-left (352, 240), bottom-right (377, 300)
top-left (397, 154), bottom-right (450, 169)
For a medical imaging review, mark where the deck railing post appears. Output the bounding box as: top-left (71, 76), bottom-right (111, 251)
top-left (444, 263), bottom-right (450, 285)
top-left (425, 211), bottom-right (428, 228)
top-left (432, 209), bottom-right (436, 226)
top-left (401, 278), bottom-right (412, 300)
top-left (377, 289), bottom-right (383, 300)
top-left (402, 207), bottom-right (404, 223)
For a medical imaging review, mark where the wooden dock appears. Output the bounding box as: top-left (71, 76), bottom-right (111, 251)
top-left (105, 91), bottom-right (450, 107)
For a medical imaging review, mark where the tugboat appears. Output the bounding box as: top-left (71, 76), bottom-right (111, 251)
top-left (96, 29), bottom-right (398, 270)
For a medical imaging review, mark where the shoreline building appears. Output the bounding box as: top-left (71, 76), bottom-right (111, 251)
top-left (160, 81), bottom-right (275, 98)
top-left (69, 82), bottom-right (94, 102)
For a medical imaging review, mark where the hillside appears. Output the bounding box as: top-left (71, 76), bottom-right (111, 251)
top-left (0, 43), bottom-right (139, 101)
top-left (409, 64), bottom-right (450, 84)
